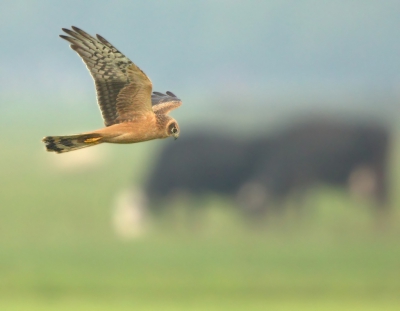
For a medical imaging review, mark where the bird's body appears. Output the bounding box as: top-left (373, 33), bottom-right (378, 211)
top-left (43, 27), bottom-right (182, 153)
top-left (92, 114), bottom-right (173, 144)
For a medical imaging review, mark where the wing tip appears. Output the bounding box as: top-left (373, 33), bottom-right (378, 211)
top-left (152, 91), bottom-right (164, 96)
top-left (166, 91), bottom-right (176, 97)
top-left (59, 35), bottom-right (79, 50)
top-left (61, 27), bottom-right (81, 36)
top-left (96, 33), bottom-right (110, 46)
top-left (71, 26), bottom-right (82, 32)
top-left (152, 91), bottom-right (178, 98)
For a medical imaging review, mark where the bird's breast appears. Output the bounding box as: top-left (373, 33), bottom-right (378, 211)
top-left (98, 116), bottom-right (166, 144)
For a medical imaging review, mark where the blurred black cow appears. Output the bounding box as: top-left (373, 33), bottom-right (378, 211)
top-left (140, 120), bottom-right (390, 218)
top-left (114, 121), bottom-right (389, 236)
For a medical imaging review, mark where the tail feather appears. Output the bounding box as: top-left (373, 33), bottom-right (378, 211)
top-left (42, 133), bottom-right (103, 153)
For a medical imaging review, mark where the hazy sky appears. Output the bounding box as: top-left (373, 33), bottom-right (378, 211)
top-left (1, 0), bottom-right (400, 116)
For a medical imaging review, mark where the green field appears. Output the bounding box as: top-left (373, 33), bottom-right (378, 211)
top-left (1, 125), bottom-right (400, 310)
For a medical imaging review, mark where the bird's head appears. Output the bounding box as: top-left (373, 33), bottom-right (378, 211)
top-left (167, 121), bottom-right (180, 140)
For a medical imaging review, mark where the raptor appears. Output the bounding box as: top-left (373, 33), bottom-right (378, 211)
top-left (43, 26), bottom-right (182, 153)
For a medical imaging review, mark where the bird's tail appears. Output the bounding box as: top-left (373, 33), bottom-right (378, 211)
top-left (42, 133), bottom-right (103, 153)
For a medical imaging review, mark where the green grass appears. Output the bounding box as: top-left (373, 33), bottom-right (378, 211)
top-left (1, 126), bottom-right (400, 310)
top-left (1, 235), bottom-right (399, 310)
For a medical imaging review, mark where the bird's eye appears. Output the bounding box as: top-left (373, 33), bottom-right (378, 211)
top-left (172, 127), bottom-right (178, 134)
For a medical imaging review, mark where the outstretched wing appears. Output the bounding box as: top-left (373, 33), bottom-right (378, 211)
top-left (60, 26), bottom-right (153, 126)
top-left (151, 91), bottom-right (182, 115)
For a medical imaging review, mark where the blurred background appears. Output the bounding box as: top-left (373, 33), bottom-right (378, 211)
top-left (1, 0), bottom-right (400, 310)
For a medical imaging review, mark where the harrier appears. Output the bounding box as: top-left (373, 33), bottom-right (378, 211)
top-left (43, 26), bottom-right (182, 153)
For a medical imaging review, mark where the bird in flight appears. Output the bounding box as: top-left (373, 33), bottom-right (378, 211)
top-left (43, 26), bottom-right (182, 153)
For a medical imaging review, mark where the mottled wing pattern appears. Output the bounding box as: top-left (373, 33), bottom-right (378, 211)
top-left (152, 91), bottom-right (182, 115)
top-left (114, 63), bottom-right (153, 123)
top-left (60, 26), bottom-right (134, 126)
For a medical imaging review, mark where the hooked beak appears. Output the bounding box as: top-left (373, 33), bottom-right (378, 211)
top-left (173, 133), bottom-right (179, 140)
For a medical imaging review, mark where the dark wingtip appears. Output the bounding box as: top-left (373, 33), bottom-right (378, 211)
top-left (71, 26), bottom-right (82, 32)
top-left (62, 28), bottom-right (77, 36)
top-left (166, 91), bottom-right (176, 97)
top-left (96, 33), bottom-right (109, 45)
